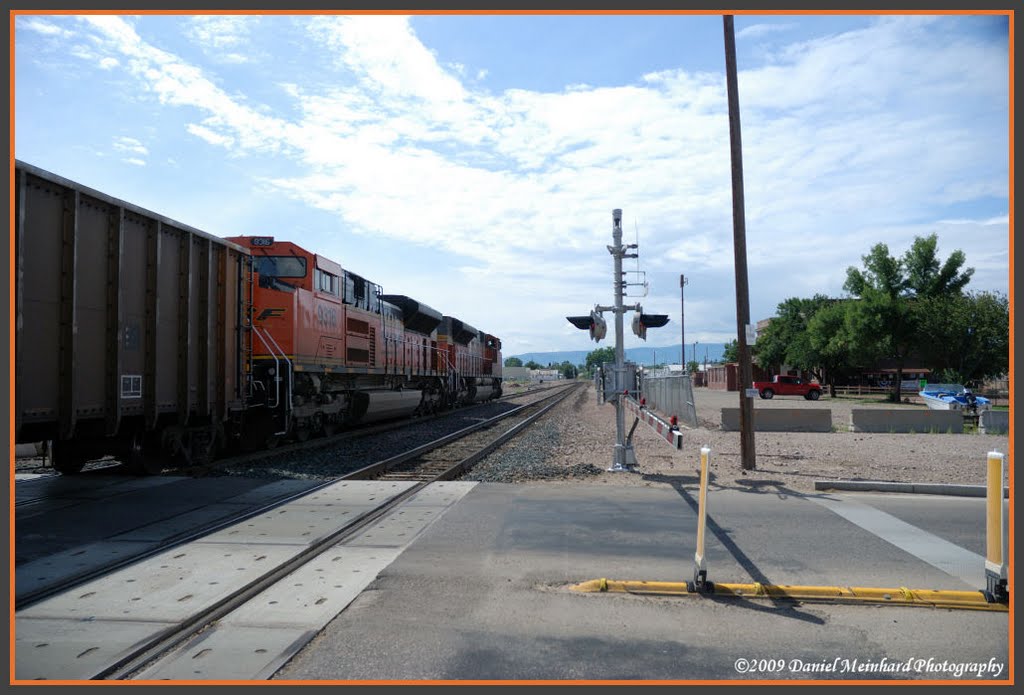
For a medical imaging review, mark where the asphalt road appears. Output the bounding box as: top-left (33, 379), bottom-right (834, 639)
top-left (274, 483), bottom-right (1010, 682)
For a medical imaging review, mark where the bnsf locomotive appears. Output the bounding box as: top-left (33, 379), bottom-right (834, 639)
top-left (13, 160), bottom-right (502, 474)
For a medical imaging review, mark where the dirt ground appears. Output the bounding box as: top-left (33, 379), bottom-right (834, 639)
top-left (539, 383), bottom-right (1011, 495)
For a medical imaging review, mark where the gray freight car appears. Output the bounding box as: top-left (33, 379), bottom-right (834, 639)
top-left (14, 161), bottom-right (252, 473)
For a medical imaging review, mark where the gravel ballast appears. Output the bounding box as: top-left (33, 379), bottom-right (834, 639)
top-left (470, 383), bottom-right (1011, 495)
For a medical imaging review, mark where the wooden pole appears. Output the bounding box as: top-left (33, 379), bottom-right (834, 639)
top-left (723, 15), bottom-right (756, 471)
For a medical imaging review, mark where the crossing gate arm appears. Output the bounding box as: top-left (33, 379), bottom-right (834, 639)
top-left (624, 397), bottom-right (682, 450)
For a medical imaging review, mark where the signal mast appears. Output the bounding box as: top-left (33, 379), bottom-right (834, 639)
top-left (567, 209), bottom-right (669, 471)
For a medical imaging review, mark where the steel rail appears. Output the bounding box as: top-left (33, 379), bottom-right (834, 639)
top-left (343, 383), bottom-right (581, 480)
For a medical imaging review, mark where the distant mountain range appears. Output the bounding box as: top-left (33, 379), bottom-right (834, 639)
top-left (510, 343), bottom-right (727, 367)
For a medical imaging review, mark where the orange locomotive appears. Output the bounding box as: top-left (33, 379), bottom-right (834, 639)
top-left (14, 160), bottom-right (504, 473)
top-left (225, 236), bottom-right (503, 448)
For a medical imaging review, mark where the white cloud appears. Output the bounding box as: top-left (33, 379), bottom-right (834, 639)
top-left (186, 123), bottom-right (236, 148)
top-left (185, 15), bottom-right (254, 53)
top-left (735, 22), bottom-right (796, 40)
top-left (113, 136), bottom-right (148, 156)
top-left (24, 14), bottom-right (1009, 354)
top-left (18, 18), bottom-right (73, 38)
top-left (123, 157), bottom-right (145, 166)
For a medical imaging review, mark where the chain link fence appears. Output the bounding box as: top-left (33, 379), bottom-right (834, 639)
top-left (639, 373), bottom-right (698, 428)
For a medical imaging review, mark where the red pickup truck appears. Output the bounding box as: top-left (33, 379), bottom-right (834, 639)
top-left (753, 375), bottom-right (823, 400)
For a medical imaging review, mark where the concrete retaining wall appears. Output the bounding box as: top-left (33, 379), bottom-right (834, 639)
top-left (721, 408), bottom-right (832, 432)
top-left (850, 409), bottom-right (963, 433)
top-left (980, 410), bottom-right (1009, 435)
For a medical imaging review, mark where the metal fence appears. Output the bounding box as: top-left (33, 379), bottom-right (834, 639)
top-left (640, 373), bottom-right (698, 429)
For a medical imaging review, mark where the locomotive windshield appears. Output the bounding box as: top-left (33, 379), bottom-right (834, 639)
top-left (254, 255), bottom-right (306, 292)
top-left (254, 255), bottom-right (306, 278)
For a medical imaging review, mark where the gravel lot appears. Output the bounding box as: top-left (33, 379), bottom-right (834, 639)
top-left (468, 382), bottom-right (1011, 495)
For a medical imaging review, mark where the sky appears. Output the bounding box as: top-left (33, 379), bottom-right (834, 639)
top-left (12, 12), bottom-right (1011, 359)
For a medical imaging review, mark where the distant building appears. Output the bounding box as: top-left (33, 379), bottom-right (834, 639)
top-left (503, 366), bottom-right (530, 381)
top-left (531, 369), bottom-right (561, 382)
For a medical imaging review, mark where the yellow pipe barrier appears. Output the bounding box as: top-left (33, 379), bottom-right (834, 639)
top-left (985, 451), bottom-right (1008, 603)
top-left (569, 579), bottom-right (1008, 612)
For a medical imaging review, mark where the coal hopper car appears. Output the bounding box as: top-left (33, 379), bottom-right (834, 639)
top-left (14, 160), bottom-right (250, 473)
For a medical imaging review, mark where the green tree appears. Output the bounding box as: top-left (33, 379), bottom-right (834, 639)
top-left (686, 360), bottom-right (700, 374)
top-left (754, 295), bottom-right (832, 373)
top-left (844, 234), bottom-right (973, 402)
top-left (504, 356), bottom-right (523, 368)
top-left (805, 300), bottom-right (861, 397)
top-left (524, 360), bottom-right (542, 370)
top-left (584, 347), bottom-right (616, 374)
top-left (915, 291), bottom-right (1009, 384)
top-left (559, 360), bottom-right (577, 380)
top-left (721, 339), bottom-right (739, 363)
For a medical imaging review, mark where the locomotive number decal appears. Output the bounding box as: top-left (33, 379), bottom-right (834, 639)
top-left (317, 304), bottom-right (339, 329)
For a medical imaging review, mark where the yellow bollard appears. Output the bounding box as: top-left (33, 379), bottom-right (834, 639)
top-left (984, 451), bottom-right (1008, 602)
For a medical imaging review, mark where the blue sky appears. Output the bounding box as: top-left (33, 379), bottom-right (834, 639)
top-left (13, 13), bottom-right (1011, 358)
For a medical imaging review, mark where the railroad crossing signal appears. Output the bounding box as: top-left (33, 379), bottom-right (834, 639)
top-left (631, 310), bottom-right (669, 341)
top-left (566, 309), bottom-right (608, 342)
top-left (567, 208), bottom-right (673, 472)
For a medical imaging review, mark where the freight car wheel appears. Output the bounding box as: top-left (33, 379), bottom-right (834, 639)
top-left (51, 440), bottom-right (86, 475)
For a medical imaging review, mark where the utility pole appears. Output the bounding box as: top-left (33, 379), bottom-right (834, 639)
top-left (724, 15), bottom-right (756, 471)
top-left (680, 274), bottom-right (687, 368)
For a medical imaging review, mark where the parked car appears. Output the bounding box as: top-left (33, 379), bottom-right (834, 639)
top-left (752, 375), bottom-right (823, 400)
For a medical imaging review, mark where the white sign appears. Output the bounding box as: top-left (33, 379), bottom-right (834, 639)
top-left (745, 388), bottom-right (760, 398)
top-left (745, 323), bottom-right (757, 344)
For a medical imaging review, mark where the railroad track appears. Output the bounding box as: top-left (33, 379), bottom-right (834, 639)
top-left (16, 383), bottom-right (583, 680)
top-left (204, 381), bottom-right (571, 473)
top-left (13, 382), bottom-right (566, 482)
top-left (16, 382), bottom-right (579, 611)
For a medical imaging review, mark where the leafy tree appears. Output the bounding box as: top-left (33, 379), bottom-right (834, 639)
top-left (753, 294), bottom-right (862, 395)
top-left (805, 300), bottom-right (861, 397)
top-left (721, 339), bottom-right (739, 362)
top-left (558, 360), bottom-right (577, 379)
top-left (844, 234), bottom-right (973, 402)
top-left (524, 360), bottom-right (543, 370)
top-left (504, 356), bottom-right (523, 368)
top-left (915, 291), bottom-right (1009, 385)
top-left (584, 347), bottom-right (616, 373)
top-left (686, 360), bottom-right (700, 374)
top-left (754, 295), bottom-right (831, 372)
